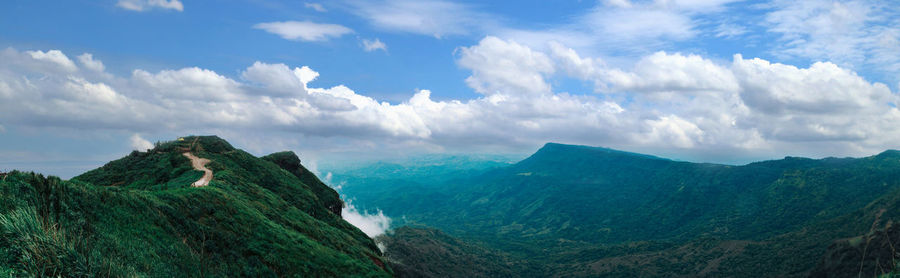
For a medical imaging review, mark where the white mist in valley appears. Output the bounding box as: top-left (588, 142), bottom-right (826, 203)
top-left (328, 171), bottom-right (392, 251)
top-left (341, 200), bottom-right (391, 238)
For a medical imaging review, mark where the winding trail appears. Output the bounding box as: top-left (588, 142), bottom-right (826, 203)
top-left (183, 152), bottom-right (212, 187)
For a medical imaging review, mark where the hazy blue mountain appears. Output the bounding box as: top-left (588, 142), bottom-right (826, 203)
top-left (323, 153), bottom-right (520, 213)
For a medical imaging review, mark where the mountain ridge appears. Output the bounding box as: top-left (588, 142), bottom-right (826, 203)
top-left (0, 135), bottom-right (392, 277)
top-left (332, 142), bottom-right (900, 277)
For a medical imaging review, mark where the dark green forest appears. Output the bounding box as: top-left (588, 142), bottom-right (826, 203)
top-left (334, 143), bottom-right (900, 277)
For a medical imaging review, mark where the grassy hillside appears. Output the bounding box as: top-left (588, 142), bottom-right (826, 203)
top-left (0, 136), bottom-right (391, 277)
top-left (332, 143), bottom-right (900, 277)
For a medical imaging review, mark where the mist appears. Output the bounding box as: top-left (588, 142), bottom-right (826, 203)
top-left (341, 200), bottom-right (391, 238)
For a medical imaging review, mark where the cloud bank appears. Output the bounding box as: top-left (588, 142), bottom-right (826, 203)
top-left (0, 34), bottom-right (898, 162)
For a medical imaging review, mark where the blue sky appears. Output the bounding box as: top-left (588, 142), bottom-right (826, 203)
top-left (1, 0), bottom-right (899, 178)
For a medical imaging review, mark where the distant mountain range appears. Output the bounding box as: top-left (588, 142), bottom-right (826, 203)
top-left (3, 137), bottom-right (900, 277)
top-left (333, 143), bottom-right (900, 277)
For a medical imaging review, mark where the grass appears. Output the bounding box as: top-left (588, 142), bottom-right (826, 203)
top-left (0, 136), bottom-right (391, 277)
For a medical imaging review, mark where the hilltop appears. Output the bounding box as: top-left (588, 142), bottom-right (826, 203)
top-left (0, 136), bottom-right (391, 277)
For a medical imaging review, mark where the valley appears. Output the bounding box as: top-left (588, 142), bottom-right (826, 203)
top-left (331, 143), bottom-right (900, 277)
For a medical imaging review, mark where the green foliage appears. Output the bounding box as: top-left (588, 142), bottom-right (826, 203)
top-left (262, 151), bottom-right (343, 215)
top-left (0, 136), bottom-right (391, 277)
top-left (0, 206), bottom-right (89, 277)
top-left (333, 143), bottom-right (900, 277)
top-left (381, 226), bottom-right (538, 278)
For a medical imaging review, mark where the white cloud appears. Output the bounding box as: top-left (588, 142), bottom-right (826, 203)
top-left (604, 51), bottom-right (739, 93)
top-left (715, 23), bottom-right (748, 38)
top-left (764, 0), bottom-right (900, 77)
top-left (241, 62), bottom-right (308, 96)
top-left (132, 67), bottom-right (244, 101)
top-left (456, 37), bottom-right (555, 96)
top-left (1, 44), bottom-right (898, 164)
top-left (584, 4), bottom-right (696, 42)
top-left (116, 0), bottom-right (183, 12)
top-left (732, 54), bottom-right (899, 142)
top-left (498, 0), bottom-right (742, 55)
top-left (342, 201), bottom-right (391, 238)
top-left (77, 53), bottom-right (105, 72)
top-left (254, 21), bottom-right (353, 42)
top-left (304, 2), bottom-right (326, 12)
top-left (346, 0), bottom-right (495, 38)
top-left (362, 38), bottom-right (387, 52)
top-left (26, 50), bottom-right (77, 72)
top-left (643, 115), bottom-right (705, 148)
top-left (130, 134), bottom-right (154, 151)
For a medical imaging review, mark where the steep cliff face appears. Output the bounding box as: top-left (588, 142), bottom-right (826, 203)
top-left (0, 136), bottom-right (391, 277)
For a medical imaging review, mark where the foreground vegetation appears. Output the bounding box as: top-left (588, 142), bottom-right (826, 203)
top-left (0, 136), bottom-right (390, 277)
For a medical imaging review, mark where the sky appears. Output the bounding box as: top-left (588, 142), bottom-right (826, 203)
top-left (1, 0), bottom-right (900, 178)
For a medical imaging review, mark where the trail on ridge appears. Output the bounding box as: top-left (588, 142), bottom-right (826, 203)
top-left (183, 152), bottom-right (212, 187)
top-left (181, 138), bottom-right (212, 187)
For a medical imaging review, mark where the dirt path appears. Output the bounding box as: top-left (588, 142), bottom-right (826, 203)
top-left (183, 152), bottom-right (212, 187)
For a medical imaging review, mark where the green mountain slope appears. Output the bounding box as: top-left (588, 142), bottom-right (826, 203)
top-left (0, 136), bottom-right (390, 277)
top-left (333, 143), bottom-right (900, 277)
top-left (325, 154), bottom-right (517, 214)
top-left (380, 226), bottom-right (535, 278)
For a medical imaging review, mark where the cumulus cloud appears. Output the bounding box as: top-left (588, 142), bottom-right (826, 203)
top-left (362, 38), bottom-right (387, 52)
top-left (26, 50), bottom-right (77, 72)
top-left (132, 67), bottom-right (244, 101)
top-left (1, 39), bottom-right (898, 163)
top-left (116, 0), bottom-right (183, 12)
top-left (254, 21), bottom-right (353, 42)
top-left (130, 134), bottom-right (154, 151)
top-left (77, 53), bottom-right (105, 72)
top-left (732, 54), bottom-right (899, 142)
top-left (241, 62), bottom-right (308, 96)
top-left (342, 201), bottom-right (391, 238)
top-left (603, 51), bottom-right (739, 93)
top-left (456, 37), bottom-right (555, 96)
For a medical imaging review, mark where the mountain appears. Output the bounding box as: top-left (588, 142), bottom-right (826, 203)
top-left (0, 136), bottom-right (391, 277)
top-left (809, 221), bottom-right (900, 277)
top-left (380, 226), bottom-right (536, 277)
top-left (331, 143), bottom-right (900, 277)
top-left (324, 154), bottom-right (517, 214)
